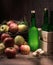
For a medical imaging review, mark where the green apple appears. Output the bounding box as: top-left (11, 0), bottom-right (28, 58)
top-left (14, 35), bottom-right (25, 46)
top-left (0, 43), bottom-right (5, 54)
top-left (0, 25), bottom-right (9, 32)
top-left (18, 24), bottom-right (28, 32)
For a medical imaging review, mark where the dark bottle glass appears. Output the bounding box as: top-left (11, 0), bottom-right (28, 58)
top-left (28, 10), bottom-right (39, 51)
top-left (41, 10), bottom-right (53, 54)
top-left (47, 11), bottom-right (53, 55)
top-left (49, 11), bottom-right (53, 31)
top-left (42, 8), bottom-right (49, 31)
top-left (41, 8), bottom-right (49, 42)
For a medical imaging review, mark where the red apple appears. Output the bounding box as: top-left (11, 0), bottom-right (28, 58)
top-left (1, 33), bottom-right (11, 41)
top-left (9, 23), bottom-right (18, 33)
top-left (7, 20), bottom-right (15, 26)
top-left (20, 45), bottom-right (30, 55)
top-left (5, 47), bottom-right (17, 58)
top-left (3, 37), bottom-right (14, 48)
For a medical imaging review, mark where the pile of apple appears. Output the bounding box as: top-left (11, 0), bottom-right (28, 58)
top-left (0, 20), bottom-right (30, 58)
top-left (0, 33), bottom-right (30, 58)
top-left (0, 20), bottom-right (28, 34)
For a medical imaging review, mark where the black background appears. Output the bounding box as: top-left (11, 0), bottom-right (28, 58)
top-left (0, 0), bottom-right (53, 27)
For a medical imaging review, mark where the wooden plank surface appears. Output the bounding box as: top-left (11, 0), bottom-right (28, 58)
top-left (0, 53), bottom-right (53, 65)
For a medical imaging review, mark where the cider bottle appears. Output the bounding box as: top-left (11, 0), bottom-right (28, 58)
top-left (28, 10), bottom-right (39, 51)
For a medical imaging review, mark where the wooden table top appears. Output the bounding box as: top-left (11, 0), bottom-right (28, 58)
top-left (0, 53), bottom-right (53, 65)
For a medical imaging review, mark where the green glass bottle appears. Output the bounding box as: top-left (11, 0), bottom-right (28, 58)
top-left (42, 8), bottom-right (49, 31)
top-left (49, 11), bottom-right (53, 31)
top-left (41, 11), bottom-right (53, 54)
top-left (28, 10), bottom-right (39, 51)
top-left (48, 11), bottom-right (53, 55)
top-left (41, 8), bottom-right (49, 42)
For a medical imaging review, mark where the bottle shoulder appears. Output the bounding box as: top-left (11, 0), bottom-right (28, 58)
top-left (41, 24), bottom-right (49, 31)
top-left (29, 26), bottom-right (38, 30)
top-left (42, 24), bottom-right (53, 32)
top-left (29, 26), bottom-right (39, 33)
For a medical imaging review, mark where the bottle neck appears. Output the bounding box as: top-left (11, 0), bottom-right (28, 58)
top-left (31, 13), bottom-right (36, 27)
top-left (44, 10), bottom-right (48, 24)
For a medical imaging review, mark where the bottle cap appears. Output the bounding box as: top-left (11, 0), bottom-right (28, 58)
top-left (44, 8), bottom-right (48, 11)
top-left (31, 10), bottom-right (35, 13)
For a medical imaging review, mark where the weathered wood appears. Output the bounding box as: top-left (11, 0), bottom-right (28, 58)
top-left (0, 53), bottom-right (53, 65)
